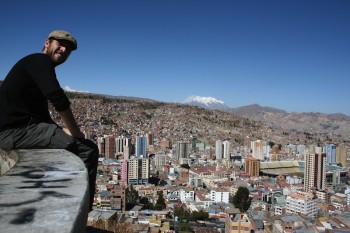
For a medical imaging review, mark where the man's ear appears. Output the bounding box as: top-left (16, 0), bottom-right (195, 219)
top-left (42, 39), bottom-right (50, 53)
top-left (44, 39), bottom-right (50, 47)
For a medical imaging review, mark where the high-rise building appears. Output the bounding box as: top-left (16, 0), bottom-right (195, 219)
top-left (223, 140), bottom-right (230, 159)
top-left (324, 144), bottom-right (336, 164)
top-left (307, 145), bottom-right (322, 154)
top-left (336, 145), bottom-right (348, 167)
top-left (176, 141), bottom-right (189, 160)
top-left (135, 135), bottom-right (147, 158)
top-left (104, 135), bottom-right (115, 159)
top-left (332, 170), bottom-right (341, 190)
top-left (97, 136), bottom-right (105, 156)
top-left (215, 140), bottom-right (223, 159)
top-left (304, 153), bottom-right (326, 192)
top-left (296, 144), bottom-right (306, 154)
top-left (146, 133), bottom-right (154, 147)
top-left (155, 153), bottom-right (166, 169)
top-left (127, 158), bottom-right (149, 185)
top-left (251, 140), bottom-right (264, 160)
top-left (120, 160), bottom-right (128, 182)
top-left (115, 136), bottom-right (131, 160)
top-left (245, 157), bottom-right (260, 177)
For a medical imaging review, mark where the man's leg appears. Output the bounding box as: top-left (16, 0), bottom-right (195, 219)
top-left (0, 122), bottom-right (98, 211)
top-left (47, 126), bottom-right (99, 211)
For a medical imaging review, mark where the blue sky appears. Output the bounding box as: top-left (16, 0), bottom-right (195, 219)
top-left (1, 1), bottom-right (349, 115)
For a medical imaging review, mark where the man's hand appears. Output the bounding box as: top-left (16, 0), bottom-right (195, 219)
top-left (62, 127), bottom-right (85, 138)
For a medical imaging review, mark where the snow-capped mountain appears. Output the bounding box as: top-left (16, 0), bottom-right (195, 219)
top-left (184, 96), bottom-right (228, 110)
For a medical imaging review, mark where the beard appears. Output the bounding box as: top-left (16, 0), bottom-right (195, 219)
top-left (45, 42), bottom-right (70, 66)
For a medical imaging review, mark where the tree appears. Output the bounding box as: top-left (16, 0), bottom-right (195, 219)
top-left (190, 210), bottom-right (208, 221)
top-left (154, 191), bottom-right (166, 210)
top-left (159, 179), bottom-right (168, 186)
top-left (231, 186), bottom-right (252, 213)
top-left (148, 176), bottom-right (160, 185)
top-left (180, 164), bottom-right (190, 169)
top-left (174, 207), bottom-right (191, 222)
top-left (178, 223), bottom-right (194, 232)
top-left (126, 185), bottom-right (139, 210)
top-left (140, 197), bottom-right (154, 210)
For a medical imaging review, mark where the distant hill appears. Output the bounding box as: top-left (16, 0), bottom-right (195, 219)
top-left (65, 91), bottom-right (157, 102)
top-left (182, 98), bottom-right (350, 140)
top-left (67, 91), bottom-right (350, 141)
top-left (63, 92), bottom-right (350, 147)
top-left (229, 104), bottom-right (350, 139)
top-left (230, 104), bottom-right (287, 115)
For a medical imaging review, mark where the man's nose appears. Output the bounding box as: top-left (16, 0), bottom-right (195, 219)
top-left (59, 45), bottom-right (67, 52)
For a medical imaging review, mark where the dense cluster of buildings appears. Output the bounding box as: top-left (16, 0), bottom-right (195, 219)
top-left (50, 97), bottom-right (350, 232)
top-left (91, 130), bottom-right (350, 233)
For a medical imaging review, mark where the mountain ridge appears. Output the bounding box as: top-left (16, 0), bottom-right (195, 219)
top-left (61, 91), bottom-right (350, 148)
top-left (184, 96), bottom-right (228, 110)
top-left (65, 91), bottom-right (350, 142)
top-left (1, 80), bottom-right (349, 141)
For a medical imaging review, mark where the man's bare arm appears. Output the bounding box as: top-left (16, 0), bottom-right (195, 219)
top-left (58, 107), bottom-right (85, 138)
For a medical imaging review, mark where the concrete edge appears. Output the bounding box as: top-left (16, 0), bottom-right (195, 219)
top-left (0, 149), bottom-right (89, 233)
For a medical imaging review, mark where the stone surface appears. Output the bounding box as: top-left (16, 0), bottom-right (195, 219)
top-left (0, 149), bottom-right (89, 233)
top-left (0, 149), bottom-right (18, 176)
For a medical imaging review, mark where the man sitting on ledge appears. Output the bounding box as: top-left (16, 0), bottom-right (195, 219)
top-left (0, 30), bottom-right (98, 211)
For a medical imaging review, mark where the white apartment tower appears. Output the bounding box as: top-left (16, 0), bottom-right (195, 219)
top-left (115, 136), bottom-right (131, 160)
top-left (215, 140), bottom-right (223, 159)
top-left (223, 140), bottom-right (230, 159)
top-left (251, 140), bottom-right (264, 160)
top-left (324, 144), bottom-right (337, 164)
top-left (155, 153), bottom-right (166, 169)
top-left (210, 188), bottom-right (230, 203)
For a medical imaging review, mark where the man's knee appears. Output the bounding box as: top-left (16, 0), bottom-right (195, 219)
top-left (75, 138), bottom-right (99, 162)
top-left (49, 127), bottom-right (76, 150)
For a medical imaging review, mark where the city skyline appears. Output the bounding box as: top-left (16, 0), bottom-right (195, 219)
top-left (1, 1), bottom-right (349, 115)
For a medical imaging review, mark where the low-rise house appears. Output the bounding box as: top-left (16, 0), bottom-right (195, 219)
top-left (94, 190), bottom-right (112, 210)
top-left (195, 191), bottom-right (213, 209)
top-left (286, 191), bottom-right (318, 218)
top-left (180, 187), bottom-right (195, 202)
top-left (225, 208), bottom-right (255, 233)
top-left (210, 187), bottom-right (230, 203)
top-left (331, 193), bottom-right (347, 210)
top-left (87, 209), bottom-right (118, 226)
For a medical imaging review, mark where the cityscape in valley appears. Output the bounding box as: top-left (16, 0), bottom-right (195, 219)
top-left (50, 92), bottom-right (350, 233)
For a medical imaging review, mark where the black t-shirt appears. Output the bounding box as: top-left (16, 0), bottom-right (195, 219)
top-left (0, 53), bottom-right (70, 131)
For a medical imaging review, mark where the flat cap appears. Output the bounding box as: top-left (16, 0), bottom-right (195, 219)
top-left (48, 30), bottom-right (77, 50)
